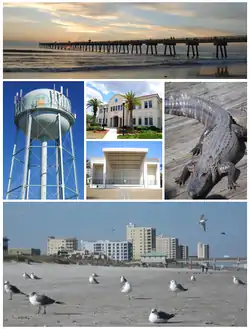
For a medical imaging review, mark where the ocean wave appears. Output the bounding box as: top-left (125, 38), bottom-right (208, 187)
top-left (3, 57), bottom-right (247, 73)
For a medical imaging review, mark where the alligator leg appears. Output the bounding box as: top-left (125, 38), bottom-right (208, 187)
top-left (191, 127), bottom-right (213, 156)
top-left (175, 161), bottom-right (195, 186)
top-left (218, 162), bottom-right (240, 190)
top-left (232, 124), bottom-right (247, 142)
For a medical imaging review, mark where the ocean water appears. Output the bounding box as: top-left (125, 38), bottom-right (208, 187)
top-left (3, 43), bottom-right (247, 79)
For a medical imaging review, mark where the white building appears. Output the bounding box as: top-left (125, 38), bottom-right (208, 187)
top-left (90, 148), bottom-right (161, 189)
top-left (156, 235), bottom-right (179, 259)
top-left (197, 242), bottom-right (210, 259)
top-left (80, 240), bottom-right (132, 261)
top-left (97, 93), bottom-right (162, 129)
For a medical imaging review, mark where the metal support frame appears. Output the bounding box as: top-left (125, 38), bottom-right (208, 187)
top-left (6, 128), bottom-right (19, 199)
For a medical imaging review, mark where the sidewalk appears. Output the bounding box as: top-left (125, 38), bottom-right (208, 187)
top-left (103, 128), bottom-right (118, 140)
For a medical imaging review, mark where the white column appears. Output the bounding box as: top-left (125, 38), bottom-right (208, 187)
top-left (140, 161), bottom-right (144, 185)
top-left (40, 137), bottom-right (47, 200)
top-left (103, 156), bottom-right (106, 188)
top-left (156, 163), bottom-right (160, 187)
top-left (144, 161), bottom-right (148, 188)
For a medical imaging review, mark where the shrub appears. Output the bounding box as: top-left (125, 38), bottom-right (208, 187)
top-left (118, 131), bottom-right (162, 139)
top-left (87, 126), bottom-right (103, 131)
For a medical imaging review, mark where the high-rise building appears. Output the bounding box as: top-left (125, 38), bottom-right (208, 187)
top-left (80, 240), bottom-right (132, 261)
top-left (126, 222), bottom-right (156, 260)
top-left (197, 242), bottom-right (209, 259)
top-left (47, 236), bottom-right (78, 255)
top-left (156, 235), bottom-right (179, 259)
top-left (179, 245), bottom-right (189, 260)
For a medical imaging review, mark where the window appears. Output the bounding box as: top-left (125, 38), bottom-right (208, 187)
top-left (99, 119), bottom-right (102, 124)
top-left (145, 117), bottom-right (148, 125)
top-left (133, 118), bottom-right (136, 125)
top-left (149, 100), bottom-right (152, 108)
top-left (144, 101), bottom-right (148, 108)
top-left (138, 117), bottom-right (142, 125)
top-left (149, 117), bottom-right (153, 126)
top-left (118, 105), bottom-right (120, 110)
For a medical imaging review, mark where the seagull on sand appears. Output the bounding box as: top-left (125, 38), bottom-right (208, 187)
top-left (29, 292), bottom-right (65, 314)
top-left (169, 280), bottom-right (188, 296)
top-left (121, 280), bottom-right (132, 299)
top-left (4, 281), bottom-right (28, 300)
top-left (92, 273), bottom-right (99, 278)
top-left (89, 274), bottom-right (100, 284)
top-left (149, 308), bottom-right (175, 323)
top-left (30, 272), bottom-right (42, 280)
top-left (233, 276), bottom-right (246, 285)
top-left (120, 276), bottom-right (127, 284)
top-left (190, 275), bottom-right (196, 282)
top-left (23, 272), bottom-right (31, 279)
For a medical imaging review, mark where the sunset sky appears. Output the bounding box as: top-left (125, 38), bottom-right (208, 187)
top-left (3, 2), bottom-right (247, 43)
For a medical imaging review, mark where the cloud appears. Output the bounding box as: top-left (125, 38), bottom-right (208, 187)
top-left (3, 16), bottom-right (39, 24)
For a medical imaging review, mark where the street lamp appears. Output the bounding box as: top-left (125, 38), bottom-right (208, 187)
top-left (122, 102), bottom-right (125, 136)
top-left (102, 106), bottom-right (106, 130)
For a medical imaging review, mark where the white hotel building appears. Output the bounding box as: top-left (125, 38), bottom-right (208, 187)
top-left (80, 240), bottom-right (132, 261)
top-left (90, 148), bottom-right (161, 189)
top-left (96, 93), bottom-right (162, 129)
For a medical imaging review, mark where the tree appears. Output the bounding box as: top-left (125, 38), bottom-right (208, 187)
top-left (119, 91), bottom-right (141, 130)
top-left (86, 98), bottom-right (103, 124)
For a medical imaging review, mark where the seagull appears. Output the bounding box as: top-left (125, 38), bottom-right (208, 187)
top-left (190, 275), bottom-right (196, 282)
top-left (92, 273), bottom-right (99, 278)
top-left (121, 281), bottom-right (132, 299)
top-left (29, 292), bottom-right (65, 314)
top-left (30, 272), bottom-right (42, 280)
top-left (23, 272), bottom-right (31, 279)
top-left (89, 274), bottom-right (99, 284)
top-left (4, 281), bottom-right (28, 300)
top-left (199, 214), bottom-right (207, 231)
top-left (220, 232), bottom-right (226, 235)
top-left (233, 276), bottom-right (246, 285)
top-left (149, 308), bottom-right (175, 323)
top-left (169, 280), bottom-right (188, 296)
top-left (120, 276), bottom-right (127, 284)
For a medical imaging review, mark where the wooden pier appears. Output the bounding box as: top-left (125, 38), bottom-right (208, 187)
top-left (39, 35), bottom-right (247, 59)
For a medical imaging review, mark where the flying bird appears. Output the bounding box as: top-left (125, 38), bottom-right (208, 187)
top-left (4, 281), bottom-right (28, 300)
top-left (29, 292), bottom-right (65, 314)
top-left (149, 308), bottom-right (175, 323)
top-left (220, 232), bottom-right (226, 235)
top-left (199, 214), bottom-right (208, 231)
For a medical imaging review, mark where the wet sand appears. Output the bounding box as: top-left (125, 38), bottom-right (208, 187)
top-left (3, 263), bottom-right (247, 327)
top-left (3, 63), bottom-right (246, 79)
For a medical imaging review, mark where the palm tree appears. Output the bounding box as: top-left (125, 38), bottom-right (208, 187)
top-left (86, 98), bottom-right (103, 124)
top-left (120, 91), bottom-right (141, 130)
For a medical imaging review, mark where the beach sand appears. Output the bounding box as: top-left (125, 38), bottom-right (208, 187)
top-left (3, 263), bottom-right (247, 326)
top-left (165, 82), bottom-right (247, 200)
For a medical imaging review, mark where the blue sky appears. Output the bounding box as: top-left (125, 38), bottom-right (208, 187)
top-left (3, 81), bottom-right (85, 199)
top-left (87, 141), bottom-right (162, 163)
top-left (3, 202), bottom-right (247, 257)
top-left (86, 81), bottom-right (163, 114)
top-left (3, 3), bottom-right (246, 43)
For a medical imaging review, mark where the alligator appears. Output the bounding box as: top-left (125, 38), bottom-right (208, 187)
top-left (165, 94), bottom-right (247, 199)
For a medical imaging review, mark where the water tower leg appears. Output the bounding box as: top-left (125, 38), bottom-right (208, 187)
top-left (57, 114), bottom-right (65, 200)
top-left (40, 136), bottom-right (47, 200)
top-left (69, 127), bottom-right (79, 199)
top-left (21, 114), bottom-right (32, 200)
top-left (26, 139), bottom-right (32, 200)
top-left (6, 128), bottom-right (19, 199)
top-left (55, 139), bottom-right (60, 199)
